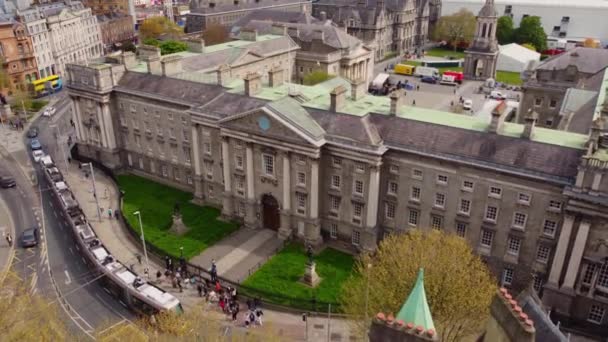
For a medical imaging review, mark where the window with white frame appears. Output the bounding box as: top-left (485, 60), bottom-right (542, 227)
top-left (459, 199), bottom-right (471, 215)
top-left (543, 219), bottom-right (557, 237)
top-left (518, 192), bottom-right (531, 205)
top-left (354, 180), bottom-right (364, 195)
top-left (582, 264), bottom-right (597, 285)
top-left (352, 230), bottom-right (361, 246)
top-left (408, 209), bottom-right (419, 226)
top-left (330, 223), bottom-right (337, 239)
top-left (507, 237), bottom-right (521, 255)
top-left (297, 172), bottom-right (306, 186)
top-left (548, 200), bottom-right (562, 211)
top-left (331, 175), bottom-right (341, 189)
top-left (512, 212), bottom-right (528, 229)
top-left (235, 155), bottom-right (244, 170)
top-left (329, 195), bottom-right (340, 215)
top-left (412, 168), bottom-right (423, 179)
top-left (169, 127), bottom-right (176, 138)
top-left (235, 175), bottom-right (245, 195)
top-left (262, 154), bottom-right (274, 176)
top-left (389, 164), bottom-right (399, 173)
top-left (434, 193), bottom-right (446, 208)
top-left (296, 155), bottom-right (306, 164)
top-left (355, 162), bottom-right (365, 173)
top-left (588, 305), bottom-right (605, 324)
top-left (186, 173), bottom-right (193, 185)
top-left (536, 245), bottom-right (551, 263)
top-left (502, 267), bottom-right (514, 286)
top-left (480, 229), bottom-right (494, 247)
top-left (410, 186), bottom-right (421, 201)
top-left (533, 274), bottom-right (543, 292)
top-left (296, 192), bottom-right (306, 214)
top-left (204, 142), bottom-right (211, 155)
top-left (183, 129), bottom-right (189, 142)
top-left (431, 215), bottom-right (443, 230)
top-left (161, 165), bottom-right (168, 177)
top-left (436, 174), bottom-right (448, 185)
top-left (332, 157), bottom-right (342, 167)
top-left (385, 202), bottom-right (396, 219)
top-left (173, 167), bottom-right (180, 180)
top-left (353, 202), bottom-right (363, 224)
top-left (388, 181), bottom-right (398, 195)
top-left (489, 186), bottom-right (502, 198)
top-left (598, 263), bottom-right (608, 289)
top-left (462, 180), bottom-right (474, 191)
top-left (183, 147), bottom-right (191, 164)
top-left (237, 202), bottom-right (245, 217)
top-left (456, 222), bottom-right (467, 237)
top-left (484, 205), bottom-right (499, 222)
top-left (204, 161), bottom-right (213, 180)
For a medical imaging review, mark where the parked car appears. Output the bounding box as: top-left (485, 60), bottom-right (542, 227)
top-left (30, 139), bottom-right (42, 150)
top-left (463, 99), bottom-right (473, 110)
top-left (26, 127), bottom-right (38, 138)
top-left (32, 149), bottom-right (45, 162)
top-left (21, 228), bottom-right (39, 248)
top-left (42, 106), bottom-right (56, 117)
top-left (489, 91), bottom-right (506, 100)
top-left (0, 176), bottom-right (16, 188)
top-left (421, 76), bottom-right (437, 84)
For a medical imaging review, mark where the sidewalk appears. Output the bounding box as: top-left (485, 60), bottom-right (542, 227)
top-left (64, 163), bottom-right (359, 341)
top-left (0, 194), bottom-right (15, 284)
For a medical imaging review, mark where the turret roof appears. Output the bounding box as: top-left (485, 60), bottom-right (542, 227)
top-left (396, 268), bottom-right (435, 331)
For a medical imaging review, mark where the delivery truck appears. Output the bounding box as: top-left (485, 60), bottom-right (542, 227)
top-left (414, 66), bottom-right (439, 79)
top-left (442, 70), bottom-right (464, 84)
top-left (394, 64), bottom-right (415, 75)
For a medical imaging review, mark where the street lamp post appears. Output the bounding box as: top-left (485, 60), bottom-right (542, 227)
top-left (50, 124), bottom-right (69, 173)
top-left (133, 211), bottom-right (150, 278)
top-left (82, 162), bottom-right (101, 222)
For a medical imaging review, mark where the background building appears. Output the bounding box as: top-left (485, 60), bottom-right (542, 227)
top-left (463, 0), bottom-right (498, 80)
top-left (81, 0), bottom-right (130, 15)
top-left (441, 0), bottom-right (608, 46)
top-left (0, 15), bottom-right (38, 90)
top-left (97, 12), bottom-right (135, 53)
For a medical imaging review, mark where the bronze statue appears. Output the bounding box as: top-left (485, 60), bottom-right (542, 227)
top-left (306, 244), bottom-right (314, 265)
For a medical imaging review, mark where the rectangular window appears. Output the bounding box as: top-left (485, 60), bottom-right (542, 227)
top-left (434, 193), bottom-right (446, 208)
top-left (462, 180), bottom-right (474, 191)
top-left (431, 215), bottom-right (443, 230)
top-left (354, 180), bottom-right (364, 195)
top-left (588, 305), bottom-right (605, 324)
top-left (533, 274), bottom-right (543, 292)
top-left (388, 181), bottom-right (398, 195)
top-left (204, 142), bottom-right (211, 155)
top-left (385, 202), bottom-right (396, 219)
top-left (183, 147), bottom-right (191, 164)
top-left (297, 172), bottom-right (306, 186)
top-left (480, 229), bottom-right (494, 247)
top-left (182, 129), bottom-right (189, 142)
top-left (331, 175), bottom-right (341, 189)
top-left (549, 99), bottom-right (557, 109)
top-left (502, 268), bottom-right (514, 286)
top-left (459, 199), bottom-right (471, 215)
top-left (329, 195), bottom-right (340, 213)
top-left (410, 186), bottom-right (421, 201)
top-left (489, 186), bottom-right (502, 198)
top-left (296, 155), bottom-right (306, 164)
top-left (173, 167), bottom-right (180, 180)
top-left (548, 200), bottom-right (562, 211)
top-left (412, 168), bottom-right (423, 179)
top-left (518, 192), bottom-right (531, 205)
top-left (330, 223), bottom-right (337, 239)
top-left (352, 202), bottom-right (363, 225)
top-left (238, 202), bottom-right (245, 217)
top-left (456, 222), bottom-right (467, 238)
top-left (534, 97), bottom-right (542, 107)
top-left (355, 162), bottom-right (365, 173)
top-left (235, 155), bottom-right (244, 170)
top-left (352, 230), bottom-right (361, 246)
top-left (484, 205), bottom-right (499, 222)
top-left (235, 175), bottom-right (245, 195)
top-left (536, 245), bottom-right (551, 263)
top-left (437, 174), bottom-right (448, 185)
top-left (389, 164), bottom-right (399, 173)
top-left (204, 161), bottom-right (213, 180)
top-left (296, 192), bottom-right (306, 214)
top-left (507, 237), bottom-right (521, 255)
top-left (332, 157), bottom-right (342, 167)
top-left (263, 154), bottom-right (274, 176)
top-left (408, 209), bottom-right (419, 226)
top-left (161, 165), bottom-right (168, 177)
top-left (582, 264), bottom-right (597, 285)
top-left (186, 173), bottom-right (193, 185)
top-left (512, 212), bottom-right (528, 229)
top-left (543, 219), bottom-right (557, 237)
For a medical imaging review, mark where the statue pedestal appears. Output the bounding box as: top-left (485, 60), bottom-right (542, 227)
top-left (169, 213), bottom-right (189, 235)
top-left (300, 262), bottom-right (322, 288)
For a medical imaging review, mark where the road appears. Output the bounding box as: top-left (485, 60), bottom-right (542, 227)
top-left (1, 92), bottom-right (134, 338)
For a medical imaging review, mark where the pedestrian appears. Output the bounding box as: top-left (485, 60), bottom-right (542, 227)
top-left (165, 256), bottom-right (171, 269)
top-left (215, 280), bottom-right (221, 293)
top-left (232, 303), bottom-right (239, 321)
top-left (172, 277), bottom-right (177, 289)
top-left (156, 270), bottom-right (162, 283)
top-left (114, 209), bottom-right (119, 219)
top-left (231, 286), bottom-right (237, 301)
top-left (254, 297), bottom-right (261, 310)
top-left (416, 85), bottom-right (420, 91)
top-left (249, 311), bottom-right (256, 327)
top-left (197, 283), bottom-right (203, 297)
top-left (412, 99), bottom-right (416, 106)
top-left (136, 254), bottom-right (142, 265)
top-left (256, 309), bottom-right (263, 326)
top-left (453, 88), bottom-right (456, 94)
top-left (108, 208), bottom-right (113, 219)
top-left (177, 279), bottom-right (183, 293)
top-left (246, 299), bottom-right (253, 311)
top-left (219, 296), bottom-right (226, 312)
top-left (5, 233), bottom-right (12, 247)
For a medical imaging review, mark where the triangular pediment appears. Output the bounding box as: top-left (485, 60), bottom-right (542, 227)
top-left (57, 9), bottom-right (76, 20)
top-left (231, 51), bottom-right (263, 67)
top-left (219, 98), bottom-right (326, 147)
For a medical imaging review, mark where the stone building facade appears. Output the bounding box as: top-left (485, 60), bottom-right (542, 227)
top-left (66, 53), bottom-right (608, 338)
top-left (463, 0), bottom-right (498, 81)
top-left (312, 0), bottom-right (440, 60)
top-left (0, 16), bottom-right (38, 90)
top-left (82, 0), bottom-right (130, 16)
top-left (97, 12), bottom-right (135, 53)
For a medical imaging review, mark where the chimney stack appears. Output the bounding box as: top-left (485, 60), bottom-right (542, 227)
top-left (319, 11), bottom-right (327, 21)
top-left (144, 55), bottom-right (162, 75)
top-left (122, 51), bottom-right (137, 70)
top-left (271, 23), bottom-right (287, 36)
top-left (312, 29), bottom-right (325, 42)
top-left (521, 110), bottom-right (537, 139)
top-left (350, 78), bottom-right (367, 101)
top-left (389, 89), bottom-right (404, 115)
top-left (330, 85), bottom-right (347, 113)
top-left (488, 101), bottom-right (506, 134)
top-left (217, 64), bottom-right (231, 86)
top-left (244, 72), bottom-right (262, 96)
top-left (161, 55), bottom-right (183, 77)
top-left (268, 66), bottom-right (284, 87)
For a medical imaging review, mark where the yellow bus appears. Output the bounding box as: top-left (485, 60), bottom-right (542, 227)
top-left (394, 64), bottom-right (415, 75)
top-left (29, 75), bottom-right (63, 97)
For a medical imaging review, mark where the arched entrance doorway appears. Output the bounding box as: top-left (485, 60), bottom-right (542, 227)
top-left (261, 194), bottom-right (280, 230)
top-left (474, 59), bottom-right (485, 78)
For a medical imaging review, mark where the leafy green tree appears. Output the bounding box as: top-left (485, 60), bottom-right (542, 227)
top-left (432, 9), bottom-right (476, 50)
top-left (514, 16), bottom-right (547, 52)
top-left (142, 37), bottom-right (161, 47)
top-left (521, 43), bottom-right (536, 51)
top-left (340, 229), bottom-right (496, 342)
top-left (159, 40), bottom-right (188, 55)
top-left (303, 70), bottom-right (334, 85)
top-left (496, 16), bottom-right (514, 44)
top-left (139, 16), bottom-right (183, 39)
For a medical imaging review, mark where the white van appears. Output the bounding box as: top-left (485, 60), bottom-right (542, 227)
top-left (489, 91), bottom-right (506, 100)
top-left (414, 66), bottom-right (439, 79)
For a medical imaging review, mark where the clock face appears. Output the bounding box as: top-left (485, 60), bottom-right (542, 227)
top-left (258, 116), bottom-right (270, 131)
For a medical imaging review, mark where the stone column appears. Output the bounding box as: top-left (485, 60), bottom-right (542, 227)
top-left (96, 104), bottom-right (108, 148)
top-left (192, 125), bottom-right (203, 199)
top-left (307, 158), bottom-right (321, 245)
top-left (547, 215), bottom-right (575, 287)
top-left (101, 103), bottom-right (116, 149)
top-left (244, 142), bottom-right (257, 228)
top-left (221, 136), bottom-right (233, 218)
top-left (279, 151), bottom-right (292, 239)
top-left (366, 166), bottom-right (380, 229)
top-left (562, 220), bottom-right (591, 290)
top-left (70, 96), bottom-right (84, 142)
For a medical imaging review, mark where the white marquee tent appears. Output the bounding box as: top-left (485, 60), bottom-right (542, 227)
top-left (497, 43), bottom-right (541, 73)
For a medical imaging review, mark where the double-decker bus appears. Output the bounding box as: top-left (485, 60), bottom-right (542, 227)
top-left (29, 75), bottom-right (63, 97)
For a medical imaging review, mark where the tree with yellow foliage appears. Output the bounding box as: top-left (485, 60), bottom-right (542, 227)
top-left (139, 16), bottom-right (183, 40)
top-left (583, 38), bottom-right (598, 48)
top-left (340, 229), bottom-right (496, 342)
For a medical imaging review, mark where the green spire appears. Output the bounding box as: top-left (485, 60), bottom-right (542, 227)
top-left (396, 268), bottom-right (435, 331)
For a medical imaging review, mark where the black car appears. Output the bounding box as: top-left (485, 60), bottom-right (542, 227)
top-left (21, 228), bottom-right (39, 248)
top-left (26, 127), bottom-right (38, 138)
top-left (0, 176), bottom-right (16, 188)
top-left (421, 76), bottom-right (438, 84)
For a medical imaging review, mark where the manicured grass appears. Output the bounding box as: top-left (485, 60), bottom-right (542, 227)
top-left (241, 243), bottom-right (355, 310)
top-left (425, 47), bottom-right (465, 59)
top-left (118, 174), bottom-right (238, 260)
top-left (496, 70), bottom-right (523, 86)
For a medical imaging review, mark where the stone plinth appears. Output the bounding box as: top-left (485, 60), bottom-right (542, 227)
top-left (300, 262), bottom-right (322, 287)
top-left (170, 213), bottom-right (189, 235)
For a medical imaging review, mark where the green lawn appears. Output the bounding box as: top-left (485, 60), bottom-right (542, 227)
top-left (425, 47), bottom-right (465, 59)
top-left (118, 174), bottom-right (238, 260)
top-left (241, 243), bottom-right (355, 311)
top-left (496, 70), bottom-right (523, 86)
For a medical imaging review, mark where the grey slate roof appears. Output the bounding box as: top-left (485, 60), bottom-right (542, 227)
top-left (538, 47), bottom-right (608, 74)
top-left (267, 97), bottom-right (326, 141)
top-left (517, 288), bottom-right (569, 342)
top-left (308, 109), bottom-right (383, 146)
top-left (231, 9), bottom-right (319, 29)
top-left (560, 88), bottom-right (598, 134)
top-left (192, 0), bottom-right (308, 15)
top-left (195, 92), bottom-right (268, 118)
